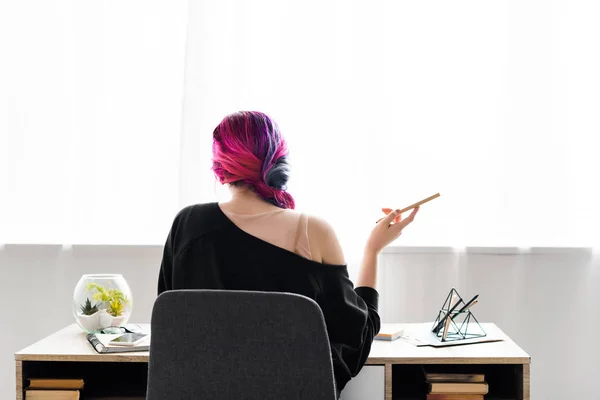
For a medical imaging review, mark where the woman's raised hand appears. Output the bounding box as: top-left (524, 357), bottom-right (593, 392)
top-left (365, 207), bottom-right (419, 254)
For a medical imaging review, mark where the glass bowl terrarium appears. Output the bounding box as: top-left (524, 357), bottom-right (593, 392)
top-left (72, 274), bottom-right (133, 333)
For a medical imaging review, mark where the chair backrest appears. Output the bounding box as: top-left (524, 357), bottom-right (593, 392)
top-left (147, 289), bottom-right (336, 400)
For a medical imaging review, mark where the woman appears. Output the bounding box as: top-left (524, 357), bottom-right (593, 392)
top-left (157, 111), bottom-right (418, 396)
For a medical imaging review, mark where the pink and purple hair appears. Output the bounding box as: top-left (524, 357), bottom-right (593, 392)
top-left (212, 111), bottom-right (295, 209)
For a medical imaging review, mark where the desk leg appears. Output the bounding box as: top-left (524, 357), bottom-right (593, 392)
top-left (385, 364), bottom-right (392, 400)
top-left (516, 363), bottom-right (531, 400)
top-left (522, 363), bottom-right (530, 400)
top-left (15, 360), bottom-right (23, 400)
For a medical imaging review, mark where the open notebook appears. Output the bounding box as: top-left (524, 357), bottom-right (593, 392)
top-left (86, 333), bottom-right (150, 354)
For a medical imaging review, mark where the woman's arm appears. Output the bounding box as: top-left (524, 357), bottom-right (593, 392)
top-left (157, 228), bottom-right (174, 295)
top-left (356, 248), bottom-right (378, 289)
top-left (308, 207), bottom-right (419, 289)
top-left (358, 207), bottom-right (419, 288)
top-left (157, 207), bottom-right (189, 295)
top-left (306, 208), bottom-right (418, 383)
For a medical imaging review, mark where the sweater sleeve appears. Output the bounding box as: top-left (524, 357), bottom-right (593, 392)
top-left (317, 266), bottom-right (381, 381)
top-left (157, 226), bottom-right (174, 295)
top-left (157, 207), bottom-right (187, 295)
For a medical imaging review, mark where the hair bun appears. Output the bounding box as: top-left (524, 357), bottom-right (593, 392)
top-left (264, 156), bottom-right (290, 190)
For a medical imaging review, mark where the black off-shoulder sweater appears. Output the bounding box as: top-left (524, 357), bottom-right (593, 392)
top-left (157, 202), bottom-right (381, 392)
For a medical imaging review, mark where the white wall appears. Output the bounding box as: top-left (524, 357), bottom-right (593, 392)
top-left (1, 246), bottom-right (598, 399)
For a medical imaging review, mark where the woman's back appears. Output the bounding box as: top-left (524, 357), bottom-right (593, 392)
top-left (157, 202), bottom-right (380, 393)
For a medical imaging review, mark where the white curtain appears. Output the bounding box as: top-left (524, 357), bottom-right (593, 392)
top-left (181, 0), bottom-right (600, 262)
top-left (2, 0), bottom-right (599, 254)
top-left (0, 1), bottom-right (188, 244)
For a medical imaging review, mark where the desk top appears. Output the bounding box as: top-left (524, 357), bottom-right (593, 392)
top-left (15, 322), bottom-right (530, 365)
top-left (366, 323), bottom-right (530, 365)
top-left (16, 324), bottom-right (151, 363)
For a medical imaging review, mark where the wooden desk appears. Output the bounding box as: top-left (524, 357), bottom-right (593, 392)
top-left (15, 322), bottom-right (530, 400)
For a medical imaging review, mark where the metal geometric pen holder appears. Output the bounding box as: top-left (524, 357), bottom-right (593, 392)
top-left (431, 288), bottom-right (486, 342)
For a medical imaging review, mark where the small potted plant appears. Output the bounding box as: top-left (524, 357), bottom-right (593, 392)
top-left (72, 274), bottom-right (133, 333)
top-left (76, 297), bottom-right (101, 332)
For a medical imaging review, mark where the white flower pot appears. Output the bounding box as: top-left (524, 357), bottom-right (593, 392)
top-left (98, 309), bottom-right (113, 328)
top-left (111, 315), bottom-right (126, 327)
top-left (98, 309), bottom-right (127, 329)
top-left (76, 311), bottom-right (102, 333)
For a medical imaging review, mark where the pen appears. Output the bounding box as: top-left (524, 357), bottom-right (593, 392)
top-left (432, 297), bottom-right (463, 334)
top-left (464, 300), bottom-right (478, 310)
top-left (442, 314), bottom-right (451, 341)
top-left (450, 295), bottom-right (479, 322)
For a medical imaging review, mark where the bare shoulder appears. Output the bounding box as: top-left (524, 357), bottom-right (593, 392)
top-left (305, 214), bottom-right (346, 265)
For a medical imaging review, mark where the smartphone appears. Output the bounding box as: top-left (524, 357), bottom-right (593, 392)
top-left (109, 332), bottom-right (148, 346)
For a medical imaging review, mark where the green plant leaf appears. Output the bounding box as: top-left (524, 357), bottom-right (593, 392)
top-left (86, 283), bottom-right (127, 317)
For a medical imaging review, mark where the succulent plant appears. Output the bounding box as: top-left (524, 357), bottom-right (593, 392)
top-left (79, 297), bottom-right (99, 316)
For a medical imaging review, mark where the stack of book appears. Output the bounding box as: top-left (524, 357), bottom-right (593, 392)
top-left (425, 372), bottom-right (488, 400)
top-left (25, 378), bottom-right (83, 399)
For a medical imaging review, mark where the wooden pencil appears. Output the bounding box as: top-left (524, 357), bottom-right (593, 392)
top-left (376, 193), bottom-right (441, 223)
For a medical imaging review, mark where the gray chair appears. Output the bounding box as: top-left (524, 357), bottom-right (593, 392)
top-left (146, 289), bottom-right (337, 400)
